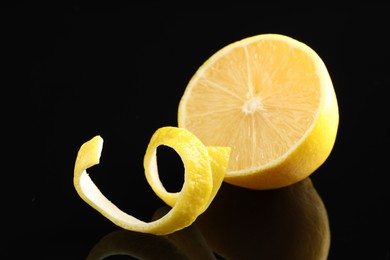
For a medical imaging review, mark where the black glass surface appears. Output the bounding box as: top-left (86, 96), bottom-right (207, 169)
top-left (3, 4), bottom-right (389, 259)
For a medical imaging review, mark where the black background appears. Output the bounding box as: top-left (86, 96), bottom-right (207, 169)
top-left (2, 4), bottom-right (389, 259)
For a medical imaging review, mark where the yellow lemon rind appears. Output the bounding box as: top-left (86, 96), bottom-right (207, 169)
top-left (74, 127), bottom-right (230, 235)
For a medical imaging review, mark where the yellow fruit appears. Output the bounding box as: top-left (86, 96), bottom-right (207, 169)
top-left (73, 127), bottom-right (230, 235)
top-left (196, 178), bottom-right (330, 259)
top-left (178, 33), bottom-right (339, 189)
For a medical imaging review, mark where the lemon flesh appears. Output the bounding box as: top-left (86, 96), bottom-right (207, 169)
top-left (178, 34), bottom-right (339, 189)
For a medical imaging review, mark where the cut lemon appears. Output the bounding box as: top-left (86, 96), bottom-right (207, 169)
top-left (74, 127), bottom-right (230, 235)
top-left (178, 33), bottom-right (339, 189)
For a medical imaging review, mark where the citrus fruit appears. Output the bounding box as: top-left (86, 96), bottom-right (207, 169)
top-left (178, 33), bottom-right (339, 189)
top-left (73, 127), bottom-right (230, 235)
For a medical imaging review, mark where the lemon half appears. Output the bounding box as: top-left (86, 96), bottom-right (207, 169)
top-left (178, 33), bottom-right (339, 189)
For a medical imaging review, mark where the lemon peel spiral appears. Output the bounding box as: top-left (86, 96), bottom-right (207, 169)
top-left (74, 126), bottom-right (230, 235)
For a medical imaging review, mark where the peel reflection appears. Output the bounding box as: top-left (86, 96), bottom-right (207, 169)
top-left (88, 178), bottom-right (330, 259)
top-left (196, 177), bottom-right (330, 260)
top-left (86, 206), bottom-right (216, 260)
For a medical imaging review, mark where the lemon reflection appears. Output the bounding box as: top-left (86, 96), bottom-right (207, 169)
top-left (88, 178), bottom-right (330, 259)
top-left (197, 177), bottom-right (330, 260)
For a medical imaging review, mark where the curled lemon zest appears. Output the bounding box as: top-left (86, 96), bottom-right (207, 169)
top-left (74, 127), bottom-right (230, 235)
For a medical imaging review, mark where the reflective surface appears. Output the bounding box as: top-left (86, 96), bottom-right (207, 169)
top-left (3, 4), bottom-right (390, 259)
top-left (5, 179), bottom-right (329, 259)
top-left (86, 179), bottom-right (329, 259)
